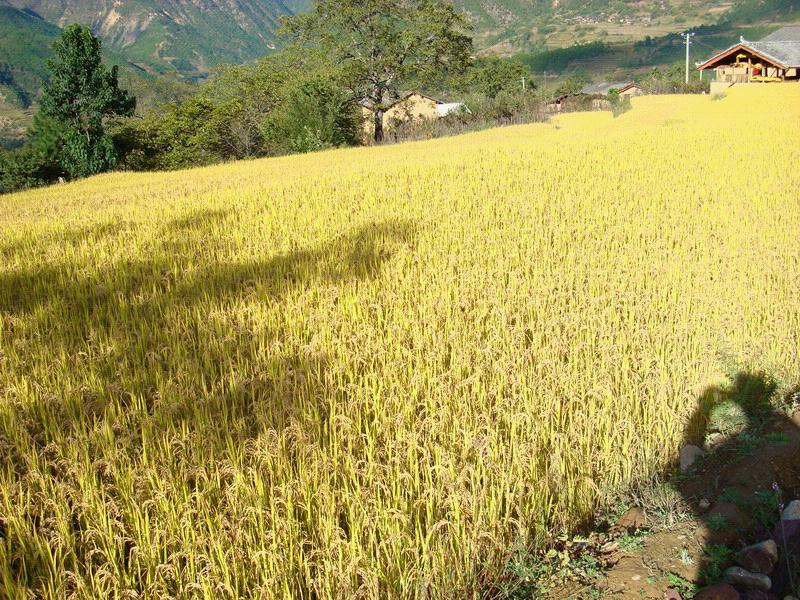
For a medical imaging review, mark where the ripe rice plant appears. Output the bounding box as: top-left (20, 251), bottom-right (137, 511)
top-left (1, 85), bottom-right (799, 599)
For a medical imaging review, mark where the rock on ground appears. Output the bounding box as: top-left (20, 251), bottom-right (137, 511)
top-left (772, 518), bottom-right (800, 547)
top-left (694, 582), bottom-right (741, 600)
top-left (615, 506), bottom-right (646, 532)
top-left (680, 444), bottom-right (705, 471)
top-left (743, 591), bottom-right (781, 600)
top-left (700, 502), bottom-right (753, 544)
top-left (738, 539), bottom-right (779, 575)
top-left (781, 499), bottom-right (800, 521)
top-left (744, 591), bottom-right (781, 600)
top-left (724, 566), bottom-right (771, 591)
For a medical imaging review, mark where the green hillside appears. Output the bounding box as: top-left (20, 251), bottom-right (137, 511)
top-left (516, 0), bottom-right (800, 84)
top-left (0, 2), bottom-right (60, 148)
top-left (0, 2), bottom-right (61, 108)
top-left (3, 0), bottom-right (792, 82)
top-left (0, 2), bottom-right (195, 149)
top-left (466, 0), bottom-right (738, 54)
top-left (5, 0), bottom-right (309, 78)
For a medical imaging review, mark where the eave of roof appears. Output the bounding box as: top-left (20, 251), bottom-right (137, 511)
top-left (748, 40), bottom-right (800, 68)
top-left (395, 91), bottom-right (443, 105)
top-left (698, 25), bottom-right (800, 70)
top-left (579, 81), bottom-right (631, 94)
top-left (697, 42), bottom-right (792, 70)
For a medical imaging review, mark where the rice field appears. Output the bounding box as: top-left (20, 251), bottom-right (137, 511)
top-left (1, 85), bottom-right (799, 599)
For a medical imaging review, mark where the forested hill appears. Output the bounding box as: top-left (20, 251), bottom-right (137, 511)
top-left (0, 0), bottom-right (796, 117)
top-left (470, 0), bottom-right (800, 54)
top-left (3, 0), bottom-right (309, 78)
top-left (2, 0), bottom-right (792, 83)
top-left (0, 1), bottom-right (61, 108)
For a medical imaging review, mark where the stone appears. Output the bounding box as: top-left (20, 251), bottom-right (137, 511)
top-left (570, 539), bottom-right (589, 551)
top-left (781, 500), bottom-right (800, 521)
top-left (744, 592), bottom-right (780, 600)
top-left (699, 498), bottom-right (711, 512)
top-left (600, 541), bottom-right (619, 553)
top-left (615, 507), bottom-right (646, 531)
top-left (680, 444), bottom-right (706, 471)
top-left (737, 539), bottom-right (779, 575)
top-left (724, 566), bottom-right (771, 590)
top-left (772, 517), bottom-right (800, 548)
top-left (694, 583), bottom-right (740, 600)
top-left (664, 589), bottom-right (683, 600)
top-left (791, 410), bottom-right (800, 427)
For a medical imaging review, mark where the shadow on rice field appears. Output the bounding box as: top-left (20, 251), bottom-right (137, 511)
top-left (1, 211), bottom-right (415, 431)
top-left (0, 214), bottom-right (416, 597)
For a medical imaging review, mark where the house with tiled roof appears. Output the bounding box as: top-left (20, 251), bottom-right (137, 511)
top-left (579, 82), bottom-right (642, 97)
top-left (698, 25), bottom-right (800, 92)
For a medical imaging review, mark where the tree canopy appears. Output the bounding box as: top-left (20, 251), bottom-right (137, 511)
top-left (456, 57), bottom-right (534, 98)
top-left (282, 0), bottom-right (472, 141)
top-left (41, 24), bottom-right (135, 178)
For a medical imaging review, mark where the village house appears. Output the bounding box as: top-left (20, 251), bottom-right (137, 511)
top-left (581, 81), bottom-right (643, 110)
top-left (361, 92), bottom-right (468, 140)
top-left (546, 81), bottom-right (642, 112)
top-left (579, 81), bottom-right (643, 97)
top-left (698, 25), bottom-right (800, 94)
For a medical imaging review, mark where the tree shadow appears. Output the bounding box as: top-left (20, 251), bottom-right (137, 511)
top-left (0, 212), bottom-right (415, 462)
top-left (1, 212), bottom-right (413, 315)
top-left (678, 371), bottom-right (800, 597)
top-left (1, 212), bottom-right (416, 596)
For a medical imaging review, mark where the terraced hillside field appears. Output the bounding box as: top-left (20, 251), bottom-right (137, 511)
top-left (1, 85), bottom-right (799, 599)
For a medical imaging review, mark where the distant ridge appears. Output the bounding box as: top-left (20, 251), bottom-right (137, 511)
top-left (4, 0), bottom-right (309, 78)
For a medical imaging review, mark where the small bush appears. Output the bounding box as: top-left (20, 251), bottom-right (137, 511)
top-left (609, 92), bottom-right (632, 118)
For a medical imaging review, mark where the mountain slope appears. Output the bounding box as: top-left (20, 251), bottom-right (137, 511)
top-left (0, 0), bottom-right (195, 148)
top-left (4, 0), bottom-right (778, 73)
top-left (461, 0), bottom-right (735, 53)
top-left (1, 0), bottom-right (796, 112)
top-left (515, 0), bottom-right (800, 84)
top-left (5, 0), bottom-right (309, 78)
top-left (0, 1), bottom-right (61, 107)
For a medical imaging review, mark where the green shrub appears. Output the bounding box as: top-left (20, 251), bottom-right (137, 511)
top-left (262, 74), bottom-right (360, 155)
top-left (0, 114), bottom-right (66, 194)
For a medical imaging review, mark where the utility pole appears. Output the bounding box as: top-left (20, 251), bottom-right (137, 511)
top-left (521, 76), bottom-right (526, 92)
top-left (681, 32), bottom-right (696, 84)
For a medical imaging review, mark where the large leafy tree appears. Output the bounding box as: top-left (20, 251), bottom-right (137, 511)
top-left (283, 0), bottom-right (472, 142)
top-left (458, 57), bottom-right (535, 98)
top-left (41, 24), bottom-right (135, 179)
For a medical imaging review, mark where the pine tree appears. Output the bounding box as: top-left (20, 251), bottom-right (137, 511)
top-left (41, 24), bottom-right (135, 179)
